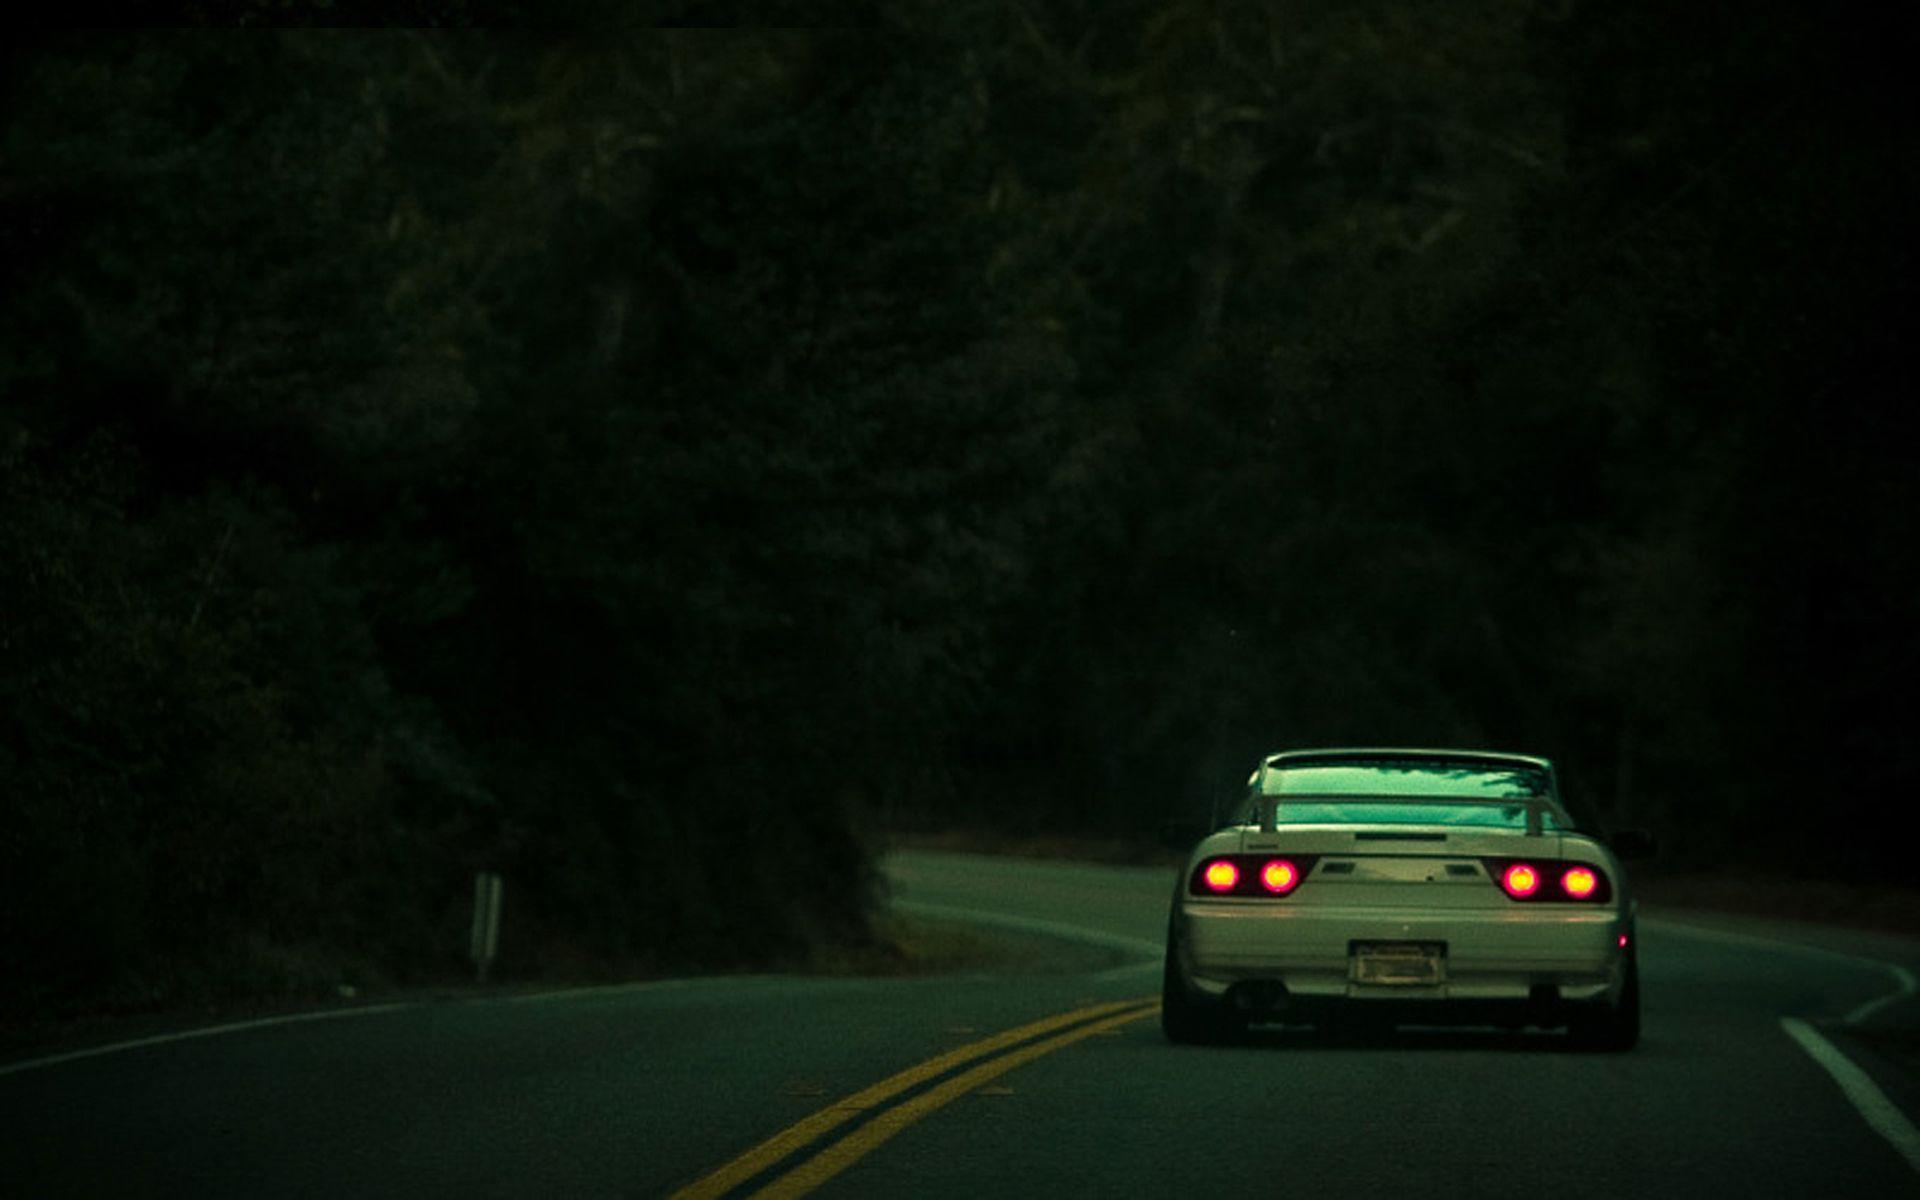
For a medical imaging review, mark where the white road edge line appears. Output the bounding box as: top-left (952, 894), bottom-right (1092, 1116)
top-left (1655, 914), bottom-right (1920, 1175)
top-left (499, 975), bottom-right (889, 1005)
top-left (1845, 966), bottom-right (1919, 1026)
top-left (0, 1002), bottom-right (413, 1079)
top-left (1090, 959), bottom-right (1164, 982)
top-left (1641, 916), bottom-right (1916, 1026)
top-left (503, 977), bottom-right (709, 1005)
top-left (1781, 1018), bottom-right (1920, 1175)
top-left (889, 900), bottom-right (1164, 961)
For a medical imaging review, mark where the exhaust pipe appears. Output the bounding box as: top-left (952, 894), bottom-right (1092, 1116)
top-left (1227, 980), bottom-right (1291, 1014)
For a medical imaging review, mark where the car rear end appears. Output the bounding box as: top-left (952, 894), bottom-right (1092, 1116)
top-left (1174, 826), bottom-right (1630, 1019)
top-left (1163, 751), bottom-right (1638, 1044)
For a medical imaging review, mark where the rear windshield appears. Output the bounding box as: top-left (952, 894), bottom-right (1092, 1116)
top-left (1267, 802), bottom-right (1566, 831)
top-left (1262, 762), bottom-right (1562, 831)
top-left (1265, 762), bottom-right (1549, 798)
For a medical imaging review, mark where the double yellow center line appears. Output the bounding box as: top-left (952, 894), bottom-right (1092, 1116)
top-left (671, 996), bottom-right (1161, 1199)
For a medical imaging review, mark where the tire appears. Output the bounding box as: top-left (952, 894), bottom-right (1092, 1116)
top-left (1569, 951), bottom-right (1640, 1051)
top-left (1161, 929), bottom-right (1241, 1045)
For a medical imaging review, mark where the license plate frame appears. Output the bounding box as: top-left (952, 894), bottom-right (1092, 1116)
top-left (1349, 940), bottom-right (1447, 986)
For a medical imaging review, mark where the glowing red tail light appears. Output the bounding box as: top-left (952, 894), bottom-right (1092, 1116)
top-left (1202, 859), bottom-right (1240, 893)
top-left (1259, 859), bottom-right (1301, 895)
top-left (1562, 867), bottom-right (1599, 898)
top-left (1501, 863), bottom-right (1541, 898)
top-left (1482, 858), bottom-right (1612, 903)
top-left (1189, 854), bottom-right (1320, 897)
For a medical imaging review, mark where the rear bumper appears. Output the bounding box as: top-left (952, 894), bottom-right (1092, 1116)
top-left (1176, 899), bottom-right (1628, 1006)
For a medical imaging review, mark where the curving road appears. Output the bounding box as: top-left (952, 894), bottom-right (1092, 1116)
top-left (3, 850), bottom-right (1917, 1197)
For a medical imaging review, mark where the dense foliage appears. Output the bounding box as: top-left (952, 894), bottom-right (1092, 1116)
top-left (4, 5), bottom-right (1915, 1015)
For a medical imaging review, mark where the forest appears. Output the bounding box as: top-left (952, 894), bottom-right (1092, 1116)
top-left (4, 3), bottom-right (1916, 1019)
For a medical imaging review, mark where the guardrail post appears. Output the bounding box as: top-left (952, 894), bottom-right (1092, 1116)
top-left (470, 871), bottom-right (504, 983)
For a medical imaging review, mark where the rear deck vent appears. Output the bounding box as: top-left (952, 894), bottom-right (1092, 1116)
top-left (1445, 864), bottom-right (1480, 877)
top-left (1353, 831), bottom-right (1447, 842)
top-left (1319, 861), bottom-right (1356, 875)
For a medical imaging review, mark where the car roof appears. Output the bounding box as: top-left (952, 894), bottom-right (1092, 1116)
top-left (1260, 747), bottom-right (1553, 771)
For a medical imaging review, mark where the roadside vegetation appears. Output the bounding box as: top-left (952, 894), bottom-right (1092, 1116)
top-left (4, 4), bottom-right (1915, 1023)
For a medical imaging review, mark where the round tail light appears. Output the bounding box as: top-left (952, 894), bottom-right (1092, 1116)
top-left (1561, 867), bottom-right (1599, 899)
top-left (1203, 859), bottom-right (1240, 893)
top-left (1260, 859), bottom-right (1300, 894)
top-left (1501, 863), bottom-right (1540, 898)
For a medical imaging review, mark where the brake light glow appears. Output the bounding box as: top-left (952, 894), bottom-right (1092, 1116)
top-left (1501, 863), bottom-right (1540, 897)
top-left (1189, 853), bottom-right (1320, 897)
top-left (1260, 859), bottom-right (1300, 894)
top-left (1482, 857), bottom-right (1611, 902)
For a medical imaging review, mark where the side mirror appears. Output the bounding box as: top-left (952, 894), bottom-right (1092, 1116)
top-left (1608, 828), bottom-right (1657, 861)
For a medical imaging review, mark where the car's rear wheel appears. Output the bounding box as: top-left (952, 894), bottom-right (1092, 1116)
top-left (1569, 950), bottom-right (1640, 1051)
top-left (1161, 929), bottom-right (1243, 1045)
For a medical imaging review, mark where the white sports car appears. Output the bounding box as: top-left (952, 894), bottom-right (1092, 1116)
top-left (1163, 748), bottom-right (1647, 1049)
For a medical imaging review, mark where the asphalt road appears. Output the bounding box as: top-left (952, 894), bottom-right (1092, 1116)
top-left (3, 850), bottom-right (1917, 1198)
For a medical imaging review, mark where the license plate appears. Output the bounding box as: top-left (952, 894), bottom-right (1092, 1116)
top-left (1350, 941), bottom-right (1446, 986)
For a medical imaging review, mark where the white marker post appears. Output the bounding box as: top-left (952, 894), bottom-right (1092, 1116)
top-left (471, 871), bottom-right (504, 983)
